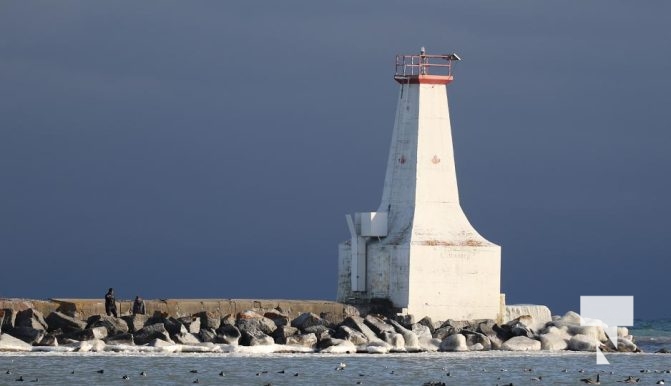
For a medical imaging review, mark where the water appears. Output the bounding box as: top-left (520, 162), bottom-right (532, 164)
top-left (0, 319), bottom-right (669, 386)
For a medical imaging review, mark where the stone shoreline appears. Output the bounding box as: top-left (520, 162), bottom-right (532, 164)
top-left (0, 298), bottom-right (641, 354)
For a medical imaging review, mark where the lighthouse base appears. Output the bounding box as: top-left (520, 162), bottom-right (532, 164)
top-left (337, 241), bottom-right (502, 322)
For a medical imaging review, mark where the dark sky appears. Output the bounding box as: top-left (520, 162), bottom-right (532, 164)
top-left (1, 1), bottom-right (670, 320)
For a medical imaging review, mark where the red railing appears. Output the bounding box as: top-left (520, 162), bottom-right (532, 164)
top-left (394, 51), bottom-right (460, 78)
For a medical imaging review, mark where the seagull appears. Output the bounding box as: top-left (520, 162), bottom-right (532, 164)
top-left (523, 368), bottom-right (533, 372)
top-left (335, 363), bottom-right (346, 371)
top-left (122, 375), bottom-right (129, 380)
top-left (581, 374), bottom-right (600, 384)
top-left (531, 376), bottom-right (543, 381)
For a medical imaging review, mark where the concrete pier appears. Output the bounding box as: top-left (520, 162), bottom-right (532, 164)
top-left (0, 298), bottom-right (358, 324)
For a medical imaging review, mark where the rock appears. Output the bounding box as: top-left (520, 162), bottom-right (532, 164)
top-left (568, 325), bottom-right (607, 343)
top-left (133, 323), bottom-right (173, 345)
top-left (7, 326), bottom-right (45, 344)
top-left (617, 338), bottom-right (639, 353)
top-left (0, 309), bottom-right (18, 332)
top-left (149, 338), bottom-right (174, 347)
top-left (45, 312), bottom-right (86, 334)
top-left (439, 334), bottom-right (468, 352)
top-left (15, 309), bottom-right (48, 331)
top-left (395, 314), bottom-right (415, 327)
top-left (178, 316), bottom-right (201, 334)
top-left (104, 333), bottom-right (134, 345)
top-left (0, 333), bottom-right (33, 351)
top-left (163, 317), bottom-right (187, 336)
top-left (439, 319), bottom-right (472, 333)
top-left (540, 333), bottom-right (568, 351)
top-left (291, 312), bottom-right (329, 331)
top-left (469, 343), bottom-right (485, 351)
top-left (552, 311), bottom-right (582, 327)
top-left (35, 333), bottom-right (59, 347)
top-left (264, 309), bottom-right (289, 327)
top-left (417, 316), bottom-right (437, 334)
top-left (285, 333), bottom-right (317, 348)
top-left (411, 323), bottom-right (433, 341)
top-left (364, 315), bottom-right (395, 337)
top-left (501, 336), bottom-right (541, 351)
top-left (121, 314), bottom-right (149, 333)
top-left (198, 328), bottom-right (216, 343)
top-left (215, 324), bottom-right (241, 345)
top-left (568, 334), bottom-right (597, 351)
top-left (87, 315), bottom-right (129, 335)
top-left (476, 321), bottom-right (504, 349)
top-left (382, 331), bottom-right (406, 351)
top-left (220, 314), bottom-right (236, 327)
top-left (236, 311), bottom-right (276, 335)
top-left (271, 325), bottom-right (299, 344)
top-left (503, 317), bottom-right (535, 338)
top-left (196, 311), bottom-right (221, 331)
top-left (617, 326), bottom-right (629, 337)
top-left (239, 327), bottom-right (273, 346)
top-left (462, 331), bottom-right (491, 350)
top-left (389, 320), bottom-right (420, 351)
top-left (334, 325), bottom-right (368, 346)
top-left (366, 340), bottom-right (392, 354)
top-left (342, 316), bottom-right (380, 342)
top-left (432, 326), bottom-right (454, 340)
top-left (174, 332), bottom-right (201, 345)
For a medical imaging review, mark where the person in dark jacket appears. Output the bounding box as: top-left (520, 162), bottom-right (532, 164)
top-left (105, 288), bottom-right (118, 317)
top-left (132, 296), bottom-right (146, 315)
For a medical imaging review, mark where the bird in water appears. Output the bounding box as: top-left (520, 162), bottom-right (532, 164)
top-left (6, 370), bottom-right (12, 375)
top-left (122, 375), bottom-right (129, 380)
top-left (581, 374), bottom-right (600, 384)
top-left (277, 370), bottom-right (285, 374)
top-left (192, 379), bottom-right (199, 384)
top-left (531, 376), bottom-right (543, 381)
top-left (619, 376), bottom-right (641, 383)
top-left (140, 371), bottom-right (146, 376)
top-left (15, 376), bottom-right (24, 382)
top-left (96, 370), bottom-right (104, 374)
top-left (29, 378), bottom-right (37, 383)
top-left (656, 380), bottom-right (665, 385)
top-left (190, 370), bottom-right (198, 374)
top-left (219, 371), bottom-right (225, 376)
top-left (335, 363), bottom-right (346, 371)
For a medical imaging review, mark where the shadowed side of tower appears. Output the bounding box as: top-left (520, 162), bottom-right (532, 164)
top-left (337, 48), bottom-right (502, 321)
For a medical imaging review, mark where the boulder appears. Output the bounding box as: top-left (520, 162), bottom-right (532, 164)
top-left (67, 326), bottom-right (108, 341)
top-left (334, 325), bottom-right (368, 346)
top-left (87, 315), bottom-right (129, 336)
top-left (318, 338), bottom-right (356, 353)
top-left (196, 311), bottom-right (221, 331)
top-left (568, 334), bottom-right (597, 351)
top-left (149, 338), bottom-right (174, 347)
top-left (382, 331), bottom-right (406, 351)
top-left (121, 314), bottom-right (149, 333)
top-left (366, 340), bottom-right (392, 354)
top-left (364, 315), bottom-right (395, 337)
top-left (15, 309), bottom-right (48, 331)
top-left (291, 312), bottom-right (329, 331)
top-left (133, 323), bottom-right (173, 345)
top-left (469, 343), bottom-right (485, 351)
top-left (104, 333), bottom-right (134, 345)
top-left (540, 333), bottom-right (568, 351)
top-left (411, 323), bottom-right (433, 341)
top-left (552, 311), bottom-right (582, 327)
top-left (45, 312), bottom-right (86, 334)
top-left (503, 317), bottom-right (535, 338)
top-left (501, 336), bottom-right (541, 351)
top-left (220, 314), bottom-right (236, 327)
top-left (264, 309), bottom-right (289, 327)
top-left (568, 325), bottom-right (607, 343)
top-left (390, 320), bottom-right (420, 351)
top-left (462, 331), bottom-right (491, 351)
top-left (342, 316), bottom-right (381, 342)
top-left (286, 333), bottom-right (317, 348)
top-left (0, 333), bottom-right (33, 351)
top-left (476, 321), bottom-right (505, 349)
top-left (35, 333), bottom-right (59, 347)
top-left (439, 334), bottom-right (468, 352)
top-left (417, 316), bottom-right (437, 334)
top-left (236, 311), bottom-right (276, 335)
top-left (216, 324), bottom-right (241, 345)
top-left (617, 338), bottom-right (639, 353)
top-left (178, 316), bottom-right (201, 334)
top-left (173, 332), bottom-right (201, 345)
top-left (0, 309), bottom-right (18, 331)
top-left (271, 325), bottom-right (297, 344)
top-left (432, 326), bottom-right (455, 341)
top-left (239, 327), bottom-right (273, 346)
top-left (198, 328), bottom-right (216, 343)
top-left (7, 326), bottom-right (45, 344)
top-left (439, 319), bottom-right (472, 333)
top-left (163, 317), bottom-right (187, 336)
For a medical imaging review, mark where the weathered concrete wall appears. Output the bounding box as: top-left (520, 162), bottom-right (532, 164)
top-left (0, 299), bottom-right (358, 324)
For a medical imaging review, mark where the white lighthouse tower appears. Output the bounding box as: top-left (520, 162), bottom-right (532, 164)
top-left (337, 48), bottom-right (502, 321)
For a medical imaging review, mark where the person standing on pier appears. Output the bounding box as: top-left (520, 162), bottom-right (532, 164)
top-left (105, 288), bottom-right (118, 317)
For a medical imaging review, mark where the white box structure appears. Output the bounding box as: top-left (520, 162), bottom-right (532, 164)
top-left (337, 48), bottom-right (502, 321)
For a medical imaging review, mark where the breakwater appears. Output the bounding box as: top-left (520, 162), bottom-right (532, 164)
top-left (0, 298), bottom-right (642, 354)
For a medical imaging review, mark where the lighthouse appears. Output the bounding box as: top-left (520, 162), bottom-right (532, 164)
top-left (337, 48), bottom-right (502, 321)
